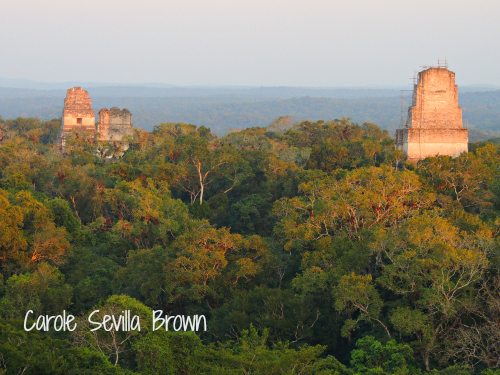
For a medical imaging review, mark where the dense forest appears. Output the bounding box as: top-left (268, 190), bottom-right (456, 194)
top-left (0, 116), bottom-right (498, 374)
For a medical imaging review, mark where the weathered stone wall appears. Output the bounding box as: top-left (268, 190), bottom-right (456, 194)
top-left (407, 68), bottom-right (463, 129)
top-left (97, 107), bottom-right (133, 142)
top-left (396, 67), bottom-right (468, 162)
top-left (396, 128), bottom-right (468, 160)
top-left (61, 87), bottom-right (95, 135)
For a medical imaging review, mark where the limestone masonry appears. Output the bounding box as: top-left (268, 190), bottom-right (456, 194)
top-left (62, 87), bottom-right (95, 135)
top-left (97, 107), bottom-right (134, 142)
top-left (395, 66), bottom-right (468, 162)
top-left (61, 87), bottom-right (134, 146)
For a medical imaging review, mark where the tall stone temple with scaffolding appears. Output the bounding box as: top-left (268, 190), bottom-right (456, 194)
top-left (395, 62), bottom-right (468, 162)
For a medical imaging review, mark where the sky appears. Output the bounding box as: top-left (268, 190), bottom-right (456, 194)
top-left (0, 0), bottom-right (499, 87)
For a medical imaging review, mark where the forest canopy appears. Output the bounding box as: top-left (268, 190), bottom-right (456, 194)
top-left (0, 116), bottom-right (498, 374)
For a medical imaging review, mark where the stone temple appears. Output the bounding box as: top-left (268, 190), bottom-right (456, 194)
top-left (395, 66), bottom-right (468, 162)
top-left (61, 87), bottom-right (134, 150)
top-left (97, 107), bottom-right (134, 143)
top-left (61, 87), bottom-right (96, 136)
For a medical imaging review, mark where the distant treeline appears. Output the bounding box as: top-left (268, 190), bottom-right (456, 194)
top-left (0, 87), bottom-right (499, 139)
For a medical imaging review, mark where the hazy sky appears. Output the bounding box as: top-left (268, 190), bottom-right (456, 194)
top-left (1, 0), bottom-right (499, 87)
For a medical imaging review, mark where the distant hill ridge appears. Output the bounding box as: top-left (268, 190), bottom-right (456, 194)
top-left (0, 86), bottom-right (498, 140)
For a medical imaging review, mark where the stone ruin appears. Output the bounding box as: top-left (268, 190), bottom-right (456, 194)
top-left (396, 66), bottom-right (468, 162)
top-left (97, 107), bottom-right (134, 142)
top-left (61, 87), bottom-right (96, 136)
top-left (61, 87), bottom-right (134, 152)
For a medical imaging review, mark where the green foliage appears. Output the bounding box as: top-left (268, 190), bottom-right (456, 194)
top-left (273, 165), bottom-right (434, 251)
top-left (133, 331), bottom-right (203, 375)
top-left (0, 263), bottom-right (72, 317)
top-left (198, 325), bottom-right (345, 375)
top-left (62, 246), bottom-right (120, 313)
top-left (284, 120), bottom-right (397, 171)
top-left (116, 246), bottom-right (167, 307)
top-left (210, 286), bottom-right (320, 343)
top-left (0, 117), bottom-right (498, 374)
top-left (334, 273), bottom-right (389, 338)
top-left (73, 295), bottom-right (152, 367)
top-left (0, 320), bottom-right (122, 375)
top-left (350, 336), bottom-right (419, 375)
top-left (46, 198), bottom-right (81, 234)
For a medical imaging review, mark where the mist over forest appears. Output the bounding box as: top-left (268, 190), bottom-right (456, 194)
top-left (0, 85), bottom-right (499, 140)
